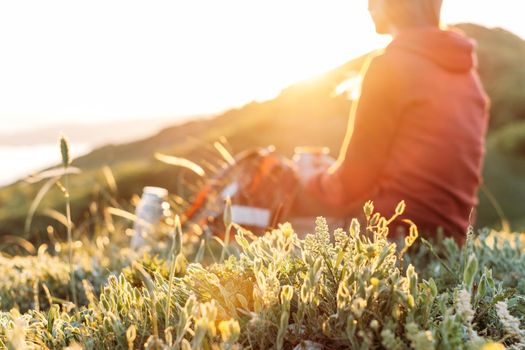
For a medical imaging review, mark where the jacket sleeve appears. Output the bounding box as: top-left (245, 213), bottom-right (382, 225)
top-left (308, 54), bottom-right (400, 210)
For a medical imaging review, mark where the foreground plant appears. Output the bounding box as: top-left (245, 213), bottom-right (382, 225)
top-left (59, 134), bottom-right (77, 306)
top-left (1, 203), bottom-right (524, 349)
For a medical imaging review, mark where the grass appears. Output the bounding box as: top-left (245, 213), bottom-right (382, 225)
top-left (0, 191), bottom-right (524, 349)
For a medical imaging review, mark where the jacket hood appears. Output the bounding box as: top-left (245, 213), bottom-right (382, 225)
top-left (387, 27), bottom-right (476, 72)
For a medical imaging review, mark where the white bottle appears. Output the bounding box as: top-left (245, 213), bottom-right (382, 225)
top-left (131, 186), bottom-right (169, 250)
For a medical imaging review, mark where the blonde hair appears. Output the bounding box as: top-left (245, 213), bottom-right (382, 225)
top-left (384, 0), bottom-right (443, 29)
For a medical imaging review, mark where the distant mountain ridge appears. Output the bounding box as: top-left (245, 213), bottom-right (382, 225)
top-left (0, 117), bottom-right (194, 147)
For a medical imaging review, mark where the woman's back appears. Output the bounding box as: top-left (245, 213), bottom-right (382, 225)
top-left (366, 28), bottom-right (490, 238)
top-left (308, 27), bottom-right (490, 241)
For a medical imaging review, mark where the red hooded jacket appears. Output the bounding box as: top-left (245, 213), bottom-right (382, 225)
top-left (308, 27), bottom-right (490, 240)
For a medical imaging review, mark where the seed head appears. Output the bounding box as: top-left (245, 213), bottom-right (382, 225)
top-left (59, 134), bottom-right (70, 168)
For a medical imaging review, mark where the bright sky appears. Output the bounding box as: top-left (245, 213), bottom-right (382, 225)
top-left (0, 0), bottom-right (523, 134)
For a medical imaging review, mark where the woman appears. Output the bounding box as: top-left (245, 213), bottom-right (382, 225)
top-left (305, 0), bottom-right (490, 242)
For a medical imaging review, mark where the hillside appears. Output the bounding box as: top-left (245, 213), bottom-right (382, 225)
top-left (455, 24), bottom-right (525, 129)
top-left (1, 23), bottom-right (525, 239)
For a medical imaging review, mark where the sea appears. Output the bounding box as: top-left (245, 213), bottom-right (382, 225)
top-left (0, 143), bottom-right (91, 187)
top-left (0, 116), bottom-right (187, 188)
